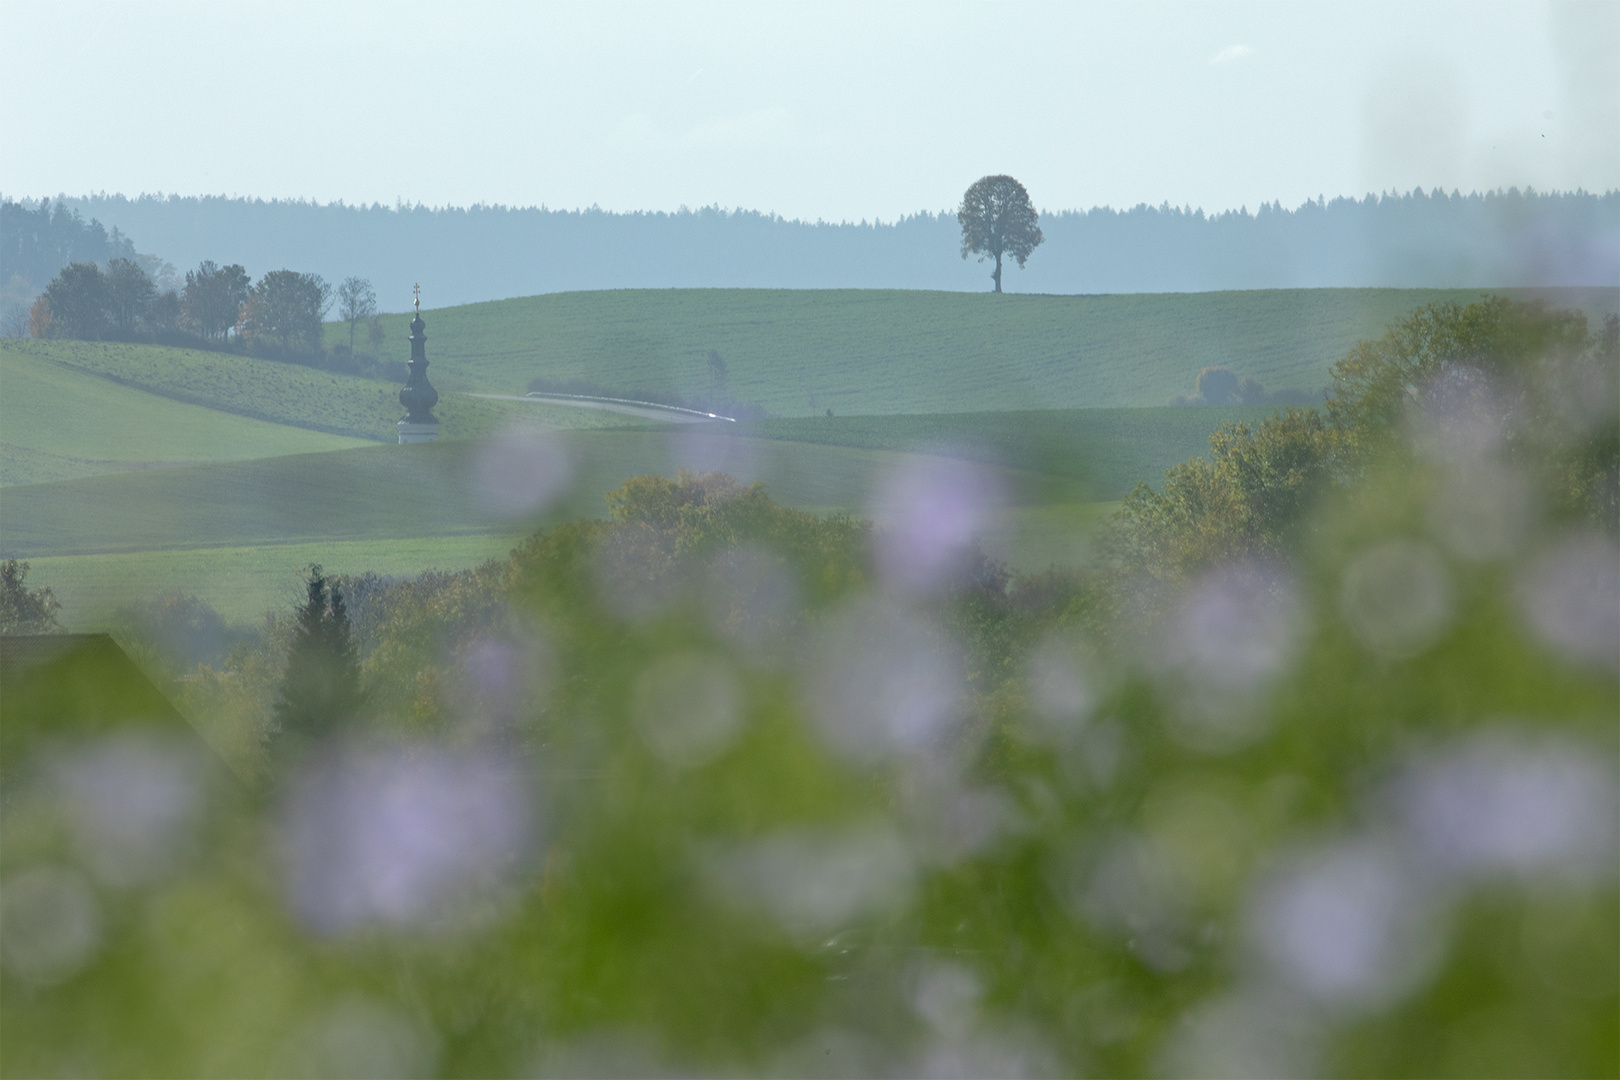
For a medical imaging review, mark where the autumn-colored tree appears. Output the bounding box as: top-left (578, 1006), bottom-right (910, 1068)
top-left (238, 270), bottom-right (331, 352)
top-left (27, 294), bottom-right (51, 338)
top-left (958, 174), bottom-right (1044, 293)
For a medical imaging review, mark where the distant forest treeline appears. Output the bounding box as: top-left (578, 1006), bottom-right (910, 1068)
top-left (2, 188), bottom-right (1617, 310)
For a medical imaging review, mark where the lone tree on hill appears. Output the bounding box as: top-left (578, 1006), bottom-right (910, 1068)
top-left (273, 565), bottom-right (363, 749)
top-left (958, 175), bottom-right (1044, 293)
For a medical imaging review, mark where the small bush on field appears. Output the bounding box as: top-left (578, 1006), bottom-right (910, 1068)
top-left (1169, 365), bottom-right (1321, 407)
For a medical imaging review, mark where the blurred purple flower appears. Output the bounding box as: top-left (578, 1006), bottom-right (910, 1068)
top-left (801, 598), bottom-right (964, 764)
top-left (870, 455), bottom-right (1004, 596)
top-left (281, 744), bottom-right (537, 934)
top-left (1516, 531), bottom-right (1620, 669)
top-left (1165, 562), bottom-right (1300, 693)
top-left (52, 733), bottom-right (205, 888)
top-left (1249, 839), bottom-right (1443, 1012)
top-left (471, 426), bottom-right (575, 520)
top-left (1394, 731), bottom-right (1617, 882)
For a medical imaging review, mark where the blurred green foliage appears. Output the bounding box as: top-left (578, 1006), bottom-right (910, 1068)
top-left (2, 299), bottom-right (1616, 1077)
top-left (1115, 299), bottom-right (1619, 588)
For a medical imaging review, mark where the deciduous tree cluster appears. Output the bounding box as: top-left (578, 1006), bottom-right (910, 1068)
top-left (24, 255), bottom-right (398, 380)
top-left (1116, 298), bottom-right (1619, 585)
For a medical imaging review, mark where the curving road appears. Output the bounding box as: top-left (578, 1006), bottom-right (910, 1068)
top-left (462, 393), bottom-right (733, 424)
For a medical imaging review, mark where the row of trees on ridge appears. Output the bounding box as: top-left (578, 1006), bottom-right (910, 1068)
top-left (25, 256), bottom-right (392, 378)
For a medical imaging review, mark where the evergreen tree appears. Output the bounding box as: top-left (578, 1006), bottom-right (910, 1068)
top-left (273, 565), bottom-right (363, 748)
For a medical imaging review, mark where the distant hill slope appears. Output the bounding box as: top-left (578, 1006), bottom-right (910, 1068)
top-left (0, 344), bottom-right (370, 484)
top-left (1, 404), bottom-right (1303, 560)
top-left (335, 287), bottom-right (1620, 416)
top-left (0, 434), bottom-right (1038, 558)
top-left (0, 341), bottom-right (654, 456)
top-left (726, 405), bottom-right (1281, 492)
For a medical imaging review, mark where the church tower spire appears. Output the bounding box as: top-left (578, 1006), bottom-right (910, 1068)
top-left (397, 283), bottom-right (440, 444)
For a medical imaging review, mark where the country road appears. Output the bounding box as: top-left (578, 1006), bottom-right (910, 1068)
top-left (462, 393), bottom-right (732, 424)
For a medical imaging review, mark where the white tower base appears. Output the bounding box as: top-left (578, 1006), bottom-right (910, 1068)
top-left (398, 421), bottom-right (440, 444)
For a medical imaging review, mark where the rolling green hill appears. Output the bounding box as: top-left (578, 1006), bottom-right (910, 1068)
top-left (1, 340), bottom-right (657, 447)
top-left (334, 286), bottom-right (1619, 416)
top-left (25, 535), bottom-right (525, 627)
top-left (725, 405), bottom-right (1281, 492)
top-left (0, 432), bottom-right (1051, 559)
top-left (2, 402), bottom-right (1291, 623)
top-left (2, 401), bottom-right (1304, 561)
top-left (0, 345), bottom-right (372, 485)
top-left (2, 431), bottom-right (1088, 622)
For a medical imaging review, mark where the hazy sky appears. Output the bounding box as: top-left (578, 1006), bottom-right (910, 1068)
top-left (3, 1), bottom-right (1616, 221)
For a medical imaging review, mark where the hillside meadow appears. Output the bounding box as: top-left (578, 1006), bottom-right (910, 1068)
top-left (726, 405), bottom-right (1280, 489)
top-left (0, 345), bottom-right (372, 485)
top-left (23, 535), bottom-right (523, 627)
top-left (4, 317), bottom-right (1321, 627)
top-left (0, 340), bottom-right (648, 450)
top-left (0, 431), bottom-right (1083, 558)
top-left (18, 286), bottom-right (1607, 630)
top-left (9, 428), bottom-right (1118, 624)
top-left (25, 500), bottom-right (1123, 628)
top-left (332, 286), bottom-right (1620, 414)
top-left (3, 398), bottom-right (1298, 561)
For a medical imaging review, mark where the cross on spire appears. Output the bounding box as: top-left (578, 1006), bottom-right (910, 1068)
top-left (413, 283), bottom-right (421, 312)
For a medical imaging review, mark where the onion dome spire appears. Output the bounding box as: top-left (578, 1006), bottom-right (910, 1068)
top-left (397, 284), bottom-right (440, 443)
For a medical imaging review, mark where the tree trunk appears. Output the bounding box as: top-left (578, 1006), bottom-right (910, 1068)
top-left (993, 251), bottom-right (1003, 293)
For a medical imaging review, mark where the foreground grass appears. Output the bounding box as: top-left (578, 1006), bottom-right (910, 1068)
top-left (335, 286), bottom-right (1619, 414)
top-left (29, 535), bottom-right (524, 627)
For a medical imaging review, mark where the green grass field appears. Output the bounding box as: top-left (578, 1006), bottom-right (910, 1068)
top-left (334, 286), bottom-right (1620, 415)
top-left (1, 340), bottom-right (655, 446)
top-left (17, 285), bottom-right (1612, 630)
top-left (25, 534), bottom-right (525, 628)
top-left (725, 404), bottom-right (1281, 492)
top-left (26, 502), bottom-right (1120, 629)
top-left (2, 398), bottom-right (1299, 562)
top-left (1, 431), bottom-right (1084, 558)
top-left (0, 346), bottom-right (373, 485)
